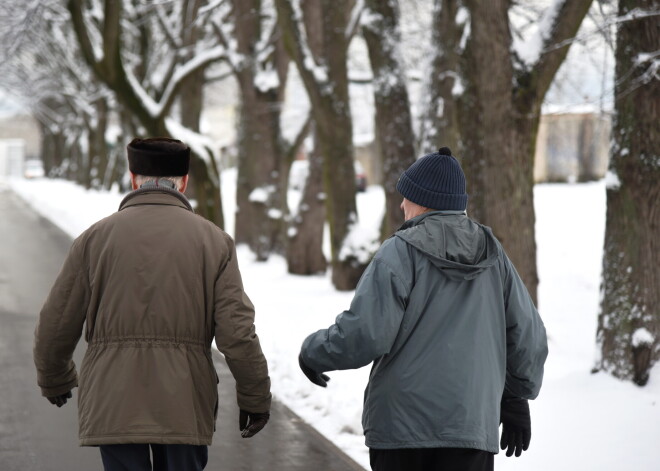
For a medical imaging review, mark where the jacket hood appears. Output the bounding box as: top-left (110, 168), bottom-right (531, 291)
top-left (395, 211), bottom-right (499, 280)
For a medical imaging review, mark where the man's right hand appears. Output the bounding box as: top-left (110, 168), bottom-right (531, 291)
top-left (239, 409), bottom-right (270, 438)
top-left (47, 391), bottom-right (72, 408)
top-left (298, 353), bottom-right (330, 387)
top-left (500, 396), bottom-right (531, 457)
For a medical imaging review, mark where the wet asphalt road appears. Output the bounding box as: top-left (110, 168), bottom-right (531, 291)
top-left (0, 184), bottom-right (364, 471)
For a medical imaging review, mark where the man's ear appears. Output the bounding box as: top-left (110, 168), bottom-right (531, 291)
top-left (130, 172), bottom-right (139, 190)
top-left (179, 175), bottom-right (189, 193)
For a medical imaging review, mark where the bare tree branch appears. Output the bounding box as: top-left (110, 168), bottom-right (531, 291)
top-left (518, 0), bottom-right (594, 112)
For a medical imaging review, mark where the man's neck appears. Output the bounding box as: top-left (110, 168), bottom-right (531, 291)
top-left (139, 179), bottom-right (177, 190)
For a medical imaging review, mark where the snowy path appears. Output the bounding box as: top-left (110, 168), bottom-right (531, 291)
top-left (0, 182), bottom-right (362, 471)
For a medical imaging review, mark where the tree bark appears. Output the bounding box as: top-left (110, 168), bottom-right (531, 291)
top-left (282, 0), bottom-right (327, 274)
top-left (456, 0), bottom-right (592, 304)
top-left (177, 0), bottom-right (225, 228)
top-left (276, 0), bottom-right (365, 290)
top-left (362, 0), bottom-right (416, 239)
top-left (86, 97), bottom-right (109, 189)
top-left (39, 120), bottom-right (67, 177)
top-left (231, 0), bottom-right (289, 260)
top-left (596, 0), bottom-right (659, 386)
top-left (460, 0), bottom-right (526, 290)
top-left (286, 126), bottom-right (328, 274)
top-left (418, 0), bottom-right (462, 155)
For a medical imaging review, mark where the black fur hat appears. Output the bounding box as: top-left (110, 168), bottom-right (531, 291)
top-left (127, 137), bottom-right (190, 176)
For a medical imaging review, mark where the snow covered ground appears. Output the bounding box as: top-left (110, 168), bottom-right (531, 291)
top-left (6, 175), bottom-right (660, 470)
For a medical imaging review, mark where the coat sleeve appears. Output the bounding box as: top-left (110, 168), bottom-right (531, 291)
top-left (300, 239), bottom-right (411, 373)
top-left (501, 253), bottom-right (548, 399)
top-left (214, 238), bottom-right (271, 413)
top-left (33, 237), bottom-right (89, 397)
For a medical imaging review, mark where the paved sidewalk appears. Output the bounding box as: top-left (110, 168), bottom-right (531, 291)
top-left (0, 185), bottom-right (364, 471)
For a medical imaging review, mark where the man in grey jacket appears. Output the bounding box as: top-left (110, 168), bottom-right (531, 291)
top-left (298, 147), bottom-right (548, 471)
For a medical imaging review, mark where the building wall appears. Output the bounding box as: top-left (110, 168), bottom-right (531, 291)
top-left (534, 112), bottom-right (611, 183)
top-left (0, 114), bottom-right (40, 160)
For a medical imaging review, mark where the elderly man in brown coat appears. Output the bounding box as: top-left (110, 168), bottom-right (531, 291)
top-left (33, 137), bottom-right (271, 471)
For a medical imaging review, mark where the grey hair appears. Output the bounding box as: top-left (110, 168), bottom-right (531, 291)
top-left (134, 175), bottom-right (185, 189)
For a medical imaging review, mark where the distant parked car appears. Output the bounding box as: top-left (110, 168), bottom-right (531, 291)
top-left (289, 159), bottom-right (367, 192)
top-left (354, 160), bottom-right (367, 192)
top-left (24, 160), bottom-right (45, 179)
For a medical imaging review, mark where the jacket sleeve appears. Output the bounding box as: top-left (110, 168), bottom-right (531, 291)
top-left (301, 239), bottom-right (411, 373)
top-left (33, 237), bottom-right (89, 397)
top-left (501, 253), bottom-right (548, 399)
top-left (214, 238), bottom-right (271, 413)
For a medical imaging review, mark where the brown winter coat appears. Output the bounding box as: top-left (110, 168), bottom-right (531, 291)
top-left (33, 187), bottom-right (271, 446)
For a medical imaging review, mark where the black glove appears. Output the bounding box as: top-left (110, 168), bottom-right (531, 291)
top-left (239, 409), bottom-right (270, 438)
top-left (500, 396), bottom-right (531, 457)
top-left (47, 391), bottom-right (72, 408)
top-left (298, 353), bottom-right (330, 387)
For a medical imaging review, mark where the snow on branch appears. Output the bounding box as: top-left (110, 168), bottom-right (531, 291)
top-left (457, 7), bottom-right (471, 53)
top-left (338, 213), bottom-right (381, 264)
top-left (360, 6), bottom-right (381, 31)
top-left (165, 118), bottom-right (217, 169)
top-left (361, 1), bottom-right (407, 97)
top-left (158, 44), bottom-right (226, 112)
top-left (289, 0), bottom-right (329, 84)
top-left (540, 8), bottom-right (660, 57)
top-left (345, 0), bottom-right (365, 39)
top-left (255, 7), bottom-right (279, 64)
top-left (80, 3), bottom-right (105, 64)
top-left (153, 3), bottom-right (182, 50)
top-left (632, 327), bottom-right (654, 348)
top-left (125, 45), bottom-right (226, 119)
top-left (512, 0), bottom-right (563, 67)
top-left (211, 11), bottom-right (244, 73)
top-left (633, 49), bottom-right (660, 86)
top-left (254, 67), bottom-right (280, 92)
top-left (124, 69), bottom-right (162, 118)
top-left (199, 0), bottom-right (227, 16)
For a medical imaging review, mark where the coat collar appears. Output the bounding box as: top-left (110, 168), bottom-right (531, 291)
top-left (118, 187), bottom-right (193, 212)
top-left (397, 209), bottom-right (467, 231)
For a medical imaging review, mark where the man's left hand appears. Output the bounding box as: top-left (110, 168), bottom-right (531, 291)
top-left (47, 391), bottom-right (72, 408)
top-left (500, 396), bottom-right (531, 457)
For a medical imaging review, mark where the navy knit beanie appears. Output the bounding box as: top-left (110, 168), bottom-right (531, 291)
top-left (396, 147), bottom-right (468, 211)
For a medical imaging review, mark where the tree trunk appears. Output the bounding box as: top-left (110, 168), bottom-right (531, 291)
top-left (87, 97), bottom-right (109, 189)
top-left (418, 0), bottom-right (462, 155)
top-left (283, 0), bottom-right (327, 275)
top-left (456, 0), bottom-right (592, 304)
top-left (39, 121), bottom-right (66, 176)
top-left (286, 127), bottom-right (327, 274)
top-left (596, 0), bottom-right (659, 386)
top-left (276, 0), bottom-right (365, 290)
top-left (178, 0), bottom-right (225, 229)
top-left (320, 0), bottom-right (364, 289)
top-left (460, 1), bottom-right (539, 299)
top-left (362, 0), bottom-right (416, 239)
top-left (69, 138), bottom-right (84, 186)
top-left (234, 95), bottom-right (283, 259)
top-left (232, 0), bottom-right (289, 259)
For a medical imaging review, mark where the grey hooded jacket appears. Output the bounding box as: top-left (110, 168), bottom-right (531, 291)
top-left (300, 211), bottom-right (548, 452)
